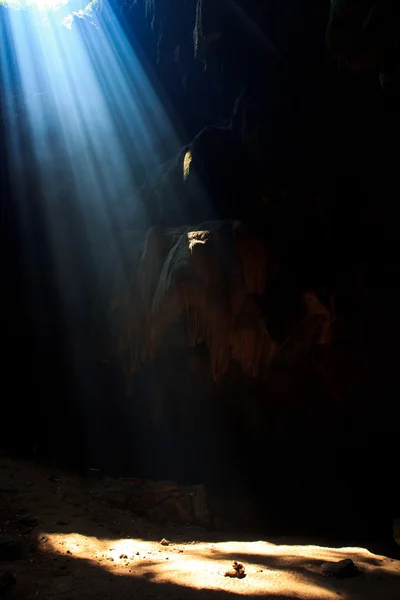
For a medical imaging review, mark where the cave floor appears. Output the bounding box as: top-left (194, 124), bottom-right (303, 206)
top-left (0, 456), bottom-right (399, 600)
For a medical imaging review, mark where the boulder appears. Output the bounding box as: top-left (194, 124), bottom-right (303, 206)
top-left (321, 558), bottom-right (359, 578)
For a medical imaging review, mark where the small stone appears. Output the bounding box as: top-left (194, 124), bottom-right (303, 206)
top-left (160, 538), bottom-right (170, 546)
top-left (225, 561), bottom-right (246, 579)
top-left (321, 558), bottom-right (359, 578)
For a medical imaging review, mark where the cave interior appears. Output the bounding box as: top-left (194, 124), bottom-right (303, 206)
top-left (1, 0), bottom-right (399, 543)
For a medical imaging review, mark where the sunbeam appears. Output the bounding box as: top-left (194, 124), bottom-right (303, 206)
top-left (1, 0), bottom-right (179, 227)
top-left (0, 0), bottom-right (181, 365)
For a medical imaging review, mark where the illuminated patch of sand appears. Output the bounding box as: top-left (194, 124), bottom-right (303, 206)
top-left (44, 534), bottom-right (399, 598)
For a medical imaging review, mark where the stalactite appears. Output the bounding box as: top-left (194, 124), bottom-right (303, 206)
top-left (102, 221), bottom-right (334, 385)
top-left (140, 222), bottom-right (271, 380)
top-left (144, 0), bottom-right (156, 28)
top-left (231, 295), bottom-right (271, 377)
top-left (193, 0), bottom-right (222, 62)
top-left (233, 223), bottom-right (268, 295)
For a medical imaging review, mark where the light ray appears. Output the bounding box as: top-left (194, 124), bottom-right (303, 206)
top-left (0, 0), bottom-right (184, 409)
top-left (1, 0), bottom-right (182, 279)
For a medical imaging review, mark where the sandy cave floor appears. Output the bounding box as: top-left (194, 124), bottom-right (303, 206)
top-left (0, 456), bottom-right (399, 600)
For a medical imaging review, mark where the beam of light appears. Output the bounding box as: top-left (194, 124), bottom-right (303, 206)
top-left (0, 0), bottom-right (181, 228)
top-left (0, 1), bottom-right (183, 390)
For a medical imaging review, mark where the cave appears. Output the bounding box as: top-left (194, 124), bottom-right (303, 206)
top-left (1, 1), bottom-right (399, 598)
